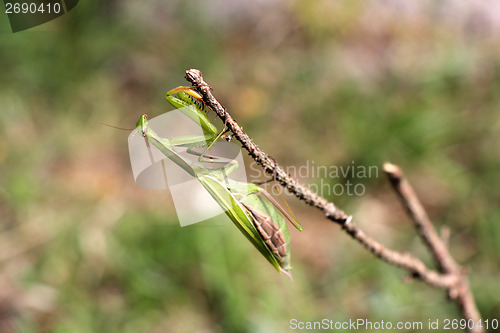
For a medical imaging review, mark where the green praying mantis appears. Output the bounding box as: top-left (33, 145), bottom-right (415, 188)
top-left (134, 86), bottom-right (302, 278)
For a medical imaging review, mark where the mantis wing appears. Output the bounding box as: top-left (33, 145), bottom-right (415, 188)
top-left (240, 193), bottom-right (292, 276)
top-left (197, 174), bottom-right (282, 273)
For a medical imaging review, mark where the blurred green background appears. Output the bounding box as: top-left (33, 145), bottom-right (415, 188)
top-left (1, 1), bottom-right (499, 332)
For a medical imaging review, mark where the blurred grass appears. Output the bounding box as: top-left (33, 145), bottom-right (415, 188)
top-left (0, 0), bottom-right (499, 332)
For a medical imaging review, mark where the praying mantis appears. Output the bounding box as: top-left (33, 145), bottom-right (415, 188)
top-left (134, 86), bottom-right (303, 278)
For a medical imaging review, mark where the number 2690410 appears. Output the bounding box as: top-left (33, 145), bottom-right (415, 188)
top-left (5, 2), bottom-right (61, 14)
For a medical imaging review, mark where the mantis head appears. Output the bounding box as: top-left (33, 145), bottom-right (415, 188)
top-left (136, 114), bottom-right (149, 137)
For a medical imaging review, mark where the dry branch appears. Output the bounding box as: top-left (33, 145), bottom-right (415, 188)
top-left (184, 69), bottom-right (483, 333)
top-left (384, 163), bottom-right (482, 330)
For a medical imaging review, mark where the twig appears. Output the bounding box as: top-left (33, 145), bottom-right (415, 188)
top-left (183, 69), bottom-right (482, 333)
top-left (384, 163), bottom-right (459, 273)
top-left (384, 163), bottom-right (482, 332)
